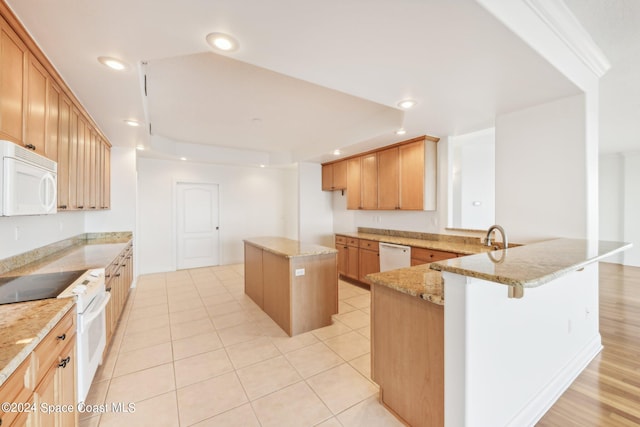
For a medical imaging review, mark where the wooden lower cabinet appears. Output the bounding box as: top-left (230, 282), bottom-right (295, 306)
top-left (0, 307), bottom-right (77, 427)
top-left (371, 283), bottom-right (444, 427)
top-left (411, 247), bottom-right (459, 266)
top-left (358, 240), bottom-right (380, 283)
top-left (105, 242), bottom-right (133, 348)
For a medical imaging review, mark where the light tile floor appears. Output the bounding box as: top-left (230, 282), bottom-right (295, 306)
top-left (80, 264), bottom-right (403, 427)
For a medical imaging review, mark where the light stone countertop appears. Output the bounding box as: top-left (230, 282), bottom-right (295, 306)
top-left (336, 231), bottom-right (493, 255)
top-left (0, 233), bottom-right (132, 387)
top-left (244, 237), bottom-right (337, 258)
top-left (366, 264), bottom-right (444, 305)
top-left (0, 298), bottom-right (75, 387)
top-left (430, 238), bottom-right (632, 288)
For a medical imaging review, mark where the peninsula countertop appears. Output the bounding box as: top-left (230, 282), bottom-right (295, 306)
top-left (366, 264), bottom-right (444, 305)
top-left (244, 237), bottom-right (337, 258)
top-left (430, 238), bottom-right (631, 288)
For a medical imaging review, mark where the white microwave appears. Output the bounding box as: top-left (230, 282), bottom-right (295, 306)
top-left (1, 140), bottom-right (57, 216)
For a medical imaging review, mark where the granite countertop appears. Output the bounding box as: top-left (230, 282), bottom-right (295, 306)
top-left (366, 264), bottom-right (444, 305)
top-left (336, 231), bottom-right (493, 255)
top-left (0, 298), bottom-right (75, 387)
top-left (430, 238), bottom-right (632, 288)
top-left (244, 237), bottom-right (337, 258)
top-left (1, 239), bottom-right (131, 278)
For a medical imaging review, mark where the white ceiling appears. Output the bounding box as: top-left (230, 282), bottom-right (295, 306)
top-left (7, 0), bottom-right (587, 164)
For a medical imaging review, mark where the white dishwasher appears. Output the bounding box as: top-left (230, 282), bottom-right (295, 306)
top-left (379, 242), bottom-right (411, 272)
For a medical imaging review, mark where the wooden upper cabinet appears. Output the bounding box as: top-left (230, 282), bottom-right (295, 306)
top-left (103, 142), bottom-right (111, 209)
top-left (45, 80), bottom-right (60, 161)
top-left (24, 53), bottom-right (48, 155)
top-left (378, 147), bottom-right (399, 210)
top-left (76, 116), bottom-right (85, 209)
top-left (57, 95), bottom-right (71, 209)
top-left (321, 160), bottom-right (347, 191)
top-left (89, 130), bottom-right (97, 209)
top-left (361, 153), bottom-right (378, 209)
top-left (346, 157), bottom-right (362, 209)
top-left (0, 16), bottom-right (27, 144)
top-left (68, 108), bottom-right (79, 209)
top-left (399, 140), bottom-right (425, 210)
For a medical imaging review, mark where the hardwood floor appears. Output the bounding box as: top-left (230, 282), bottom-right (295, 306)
top-left (537, 262), bottom-right (640, 426)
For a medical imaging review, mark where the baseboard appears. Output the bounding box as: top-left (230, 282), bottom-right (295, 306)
top-left (505, 334), bottom-right (603, 427)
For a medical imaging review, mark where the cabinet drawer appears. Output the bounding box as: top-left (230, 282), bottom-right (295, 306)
top-left (346, 238), bottom-right (359, 247)
top-left (359, 239), bottom-right (379, 251)
top-left (335, 235), bottom-right (347, 245)
top-left (32, 307), bottom-right (76, 387)
top-left (411, 247), bottom-right (458, 263)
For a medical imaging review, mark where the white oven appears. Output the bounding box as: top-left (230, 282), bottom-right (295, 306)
top-left (1, 140), bottom-right (57, 216)
top-left (59, 268), bottom-right (109, 403)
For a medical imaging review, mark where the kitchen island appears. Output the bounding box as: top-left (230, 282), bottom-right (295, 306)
top-left (367, 237), bottom-right (631, 427)
top-left (244, 237), bottom-right (338, 336)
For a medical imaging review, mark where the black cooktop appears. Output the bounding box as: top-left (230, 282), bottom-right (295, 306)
top-left (0, 270), bottom-right (86, 305)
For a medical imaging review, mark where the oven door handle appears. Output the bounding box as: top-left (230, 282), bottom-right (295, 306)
top-left (80, 292), bottom-right (111, 334)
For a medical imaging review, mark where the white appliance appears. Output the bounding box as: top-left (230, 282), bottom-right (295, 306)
top-left (58, 268), bottom-right (109, 403)
top-left (379, 242), bottom-right (411, 271)
top-left (0, 140), bottom-right (57, 216)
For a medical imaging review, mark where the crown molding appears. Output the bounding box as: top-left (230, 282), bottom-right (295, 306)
top-left (524, 0), bottom-right (611, 78)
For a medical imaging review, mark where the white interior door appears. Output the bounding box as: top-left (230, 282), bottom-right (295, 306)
top-left (176, 182), bottom-right (220, 269)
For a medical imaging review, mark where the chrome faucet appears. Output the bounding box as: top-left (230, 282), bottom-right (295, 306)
top-left (485, 224), bottom-right (508, 250)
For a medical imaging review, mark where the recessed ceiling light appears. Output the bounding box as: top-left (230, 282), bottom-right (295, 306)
top-left (333, 149), bottom-right (341, 156)
top-left (180, 157), bottom-right (187, 161)
top-left (125, 120), bottom-right (141, 127)
top-left (98, 56), bottom-right (129, 71)
top-left (397, 99), bottom-right (417, 109)
top-left (395, 128), bottom-right (407, 135)
top-left (206, 32), bottom-right (239, 52)
top-left (259, 164), bottom-right (266, 168)
top-left (136, 144), bottom-right (145, 150)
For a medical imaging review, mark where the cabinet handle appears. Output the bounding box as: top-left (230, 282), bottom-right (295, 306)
top-left (58, 356), bottom-right (71, 368)
top-left (105, 287), bottom-right (111, 292)
top-left (91, 206), bottom-right (96, 209)
top-left (25, 144), bottom-right (36, 150)
top-left (115, 273), bottom-right (121, 277)
top-left (105, 274), bottom-right (111, 278)
top-left (78, 205), bottom-right (84, 209)
top-left (59, 205), bottom-right (67, 209)
top-left (57, 333), bottom-right (66, 341)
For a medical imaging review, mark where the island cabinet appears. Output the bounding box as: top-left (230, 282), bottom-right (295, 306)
top-left (244, 238), bottom-right (338, 336)
top-left (371, 284), bottom-right (444, 427)
top-left (0, 307), bottom-right (77, 427)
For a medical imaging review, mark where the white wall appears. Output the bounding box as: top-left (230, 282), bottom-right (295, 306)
top-left (136, 157), bottom-right (297, 274)
top-left (623, 153), bottom-right (640, 266)
top-left (599, 154), bottom-right (624, 264)
top-left (85, 147), bottom-right (137, 233)
top-left (0, 211), bottom-right (85, 259)
top-left (298, 162), bottom-right (333, 247)
top-left (495, 94), bottom-right (588, 243)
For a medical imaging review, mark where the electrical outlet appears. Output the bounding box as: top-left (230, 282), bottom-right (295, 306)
top-left (295, 268), bottom-right (305, 277)
top-left (14, 226), bottom-right (19, 241)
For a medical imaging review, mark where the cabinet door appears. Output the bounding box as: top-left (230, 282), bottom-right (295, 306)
top-left (399, 140), bottom-right (425, 210)
top-left (377, 147), bottom-right (399, 210)
top-left (68, 109), bottom-right (79, 209)
top-left (361, 153), bottom-right (378, 209)
top-left (76, 115), bottom-right (85, 209)
top-left (0, 16), bottom-right (27, 144)
top-left (346, 157), bottom-right (361, 209)
top-left (346, 246), bottom-right (359, 280)
top-left (336, 244), bottom-right (348, 276)
top-left (359, 248), bottom-right (380, 282)
top-left (321, 164), bottom-right (333, 191)
top-left (95, 136), bottom-right (103, 209)
top-left (103, 143), bottom-right (111, 209)
top-left (332, 160), bottom-right (347, 190)
top-left (89, 130), bottom-right (97, 209)
top-left (36, 364), bottom-right (56, 427)
top-left (25, 53), bottom-right (48, 154)
top-left (244, 244), bottom-right (264, 307)
top-left (57, 96), bottom-right (71, 210)
top-left (56, 340), bottom-right (76, 427)
top-left (45, 80), bottom-right (60, 161)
